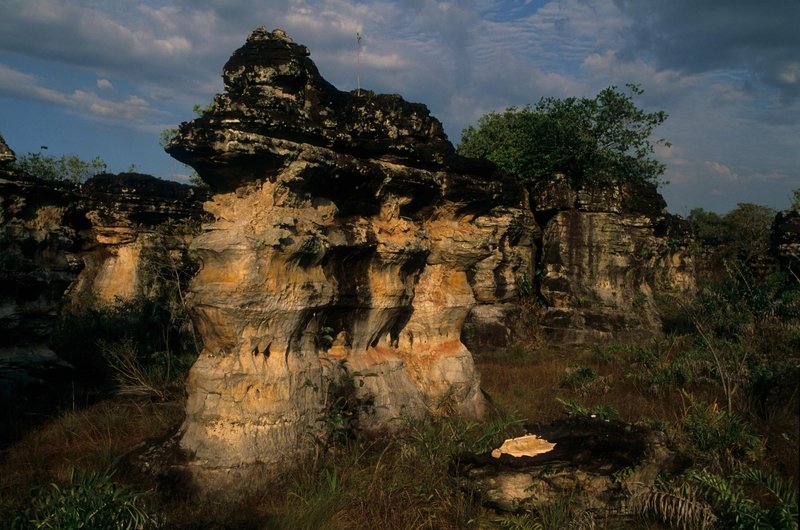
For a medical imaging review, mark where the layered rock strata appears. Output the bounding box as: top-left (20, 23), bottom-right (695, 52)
top-left (166, 28), bottom-right (532, 472)
top-left (1, 167), bottom-right (206, 345)
top-left (530, 176), bottom-right (694, 344)
top-left (1, 137), bottom-right (206, 440)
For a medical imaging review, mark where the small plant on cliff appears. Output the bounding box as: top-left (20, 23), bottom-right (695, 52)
top-left (458, 84), bottom-right (669, 187)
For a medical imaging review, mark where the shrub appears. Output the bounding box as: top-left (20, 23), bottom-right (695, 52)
top-left (680, 402), bottom-right (762, 467)
top-left (11, 148), bottom-right (107, 183)
top-left (7, 469), bottom-right (155, 530)
top-left (557, 398), bottom-right (618, 420)
top-left (689, 467), bottom-right (798, 530)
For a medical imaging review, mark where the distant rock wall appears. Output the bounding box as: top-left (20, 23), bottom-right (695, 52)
top-left (167, 28), bottom-right (532, 474)
top-left (0, 162), bottom-right (206, 349)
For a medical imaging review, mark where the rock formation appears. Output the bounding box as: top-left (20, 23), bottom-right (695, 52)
top-left (0, 133), bottom-right (15, 168)
top-left (0, 146), bottom-right (206, 441)
top-left (529, 176), bottom-right (694, 344)
top-left (455, 417), bottom-right (685, 514)
top-left (166, 28), bottom-right (533, 475)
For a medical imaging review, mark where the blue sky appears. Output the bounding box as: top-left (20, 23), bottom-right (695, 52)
top-left (0, 0), bottom-right (798, 214)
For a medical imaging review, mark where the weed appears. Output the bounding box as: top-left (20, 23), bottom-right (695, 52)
top-left (557, 398), bottom-right (618, 420)
top-left (560, 364), bottom-right (609, 395)
top-left (679, 401), bottom-right (762, 468)
top-left (688, 467), bottom-right (798, 530)
top-left (5, 468), bottom-right (155, 530)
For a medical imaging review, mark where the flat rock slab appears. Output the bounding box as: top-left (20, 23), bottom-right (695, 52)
top-left (454, 417), bottom-right (683, 512)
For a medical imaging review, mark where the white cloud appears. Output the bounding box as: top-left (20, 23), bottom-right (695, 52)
top-left (704, 161), bottom-right (739, 183)
top-left (0, 63), bottom-right (161, 125)
top-left (97, 78), bottom-right (113, 90)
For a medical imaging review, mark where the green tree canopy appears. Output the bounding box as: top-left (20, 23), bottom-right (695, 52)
top-left (11, 147), bottom-right (107, 183)
top-left (457, 84), bottom-right (669, 187)
top-left (689, 203), bottom-right (777, 265)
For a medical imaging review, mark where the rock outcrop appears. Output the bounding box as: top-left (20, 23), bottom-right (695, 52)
top-left (0, 133), bottom-right (15, 168)
top-left (0, 154), bottom-right (206, 441)
top-left (455, 417), bottom-right (685, 514)
top-left (529, 176), bottom-right (694, 344)
top-left (166, 28), bottom-right (532, 475)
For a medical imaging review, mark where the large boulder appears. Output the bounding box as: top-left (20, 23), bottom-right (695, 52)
top-left (166, 28), bottom-right (532, 478)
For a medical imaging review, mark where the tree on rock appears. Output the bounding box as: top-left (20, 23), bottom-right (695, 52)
top-left (457, 84), bottom-right (669, 187)
top-left (11, 147), bottom-right (107, 183)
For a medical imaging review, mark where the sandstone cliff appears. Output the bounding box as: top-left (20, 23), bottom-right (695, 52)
top-left (529, 176), bottom-right (694, 344)
top-left (166, 28), bottom-right (533, 474)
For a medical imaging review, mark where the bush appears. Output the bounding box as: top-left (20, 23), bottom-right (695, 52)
top-left (6, 469), bottom-right (155, 530)
top-left (680, 402), bottom-right (762, 467)
top-left (11, 148), bottom-right (107, 183)
top-left (689, 467), bottom-right (798, 530)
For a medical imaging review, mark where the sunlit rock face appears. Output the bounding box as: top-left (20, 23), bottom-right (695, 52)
top-left (531, 176), bottom-right (694, 344)
top-left (66, 174), bottom-right (207, 306)
top-left (167, 28), bottom-right (532, 472)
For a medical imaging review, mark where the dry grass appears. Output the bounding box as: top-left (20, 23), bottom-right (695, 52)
top-left (0, 399), bottom-right (182, 511)
top-left (477, 345), bottom-right (684, 428)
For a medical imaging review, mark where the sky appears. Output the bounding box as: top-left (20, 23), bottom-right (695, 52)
top-left (0, 0), bottom-right (798, 214)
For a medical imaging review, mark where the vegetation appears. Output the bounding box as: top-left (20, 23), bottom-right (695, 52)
top-left (5, 469), bottom-right (154, 530)
top-left (688, 203), bottom-right (777, 267)
top-left (11, 146), bottom-right (107, 183)
top-left (458, 84), bottom-right (669, 187)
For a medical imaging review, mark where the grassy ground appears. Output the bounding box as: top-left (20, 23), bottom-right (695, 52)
top-left (1, 335), bottom-right (797, 529)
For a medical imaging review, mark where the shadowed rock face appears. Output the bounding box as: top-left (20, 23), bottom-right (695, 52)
top-left (0, 133), bottom-right (15, 168)
top-left (0, 169), bottom-right (207, 345)
top-left (0, 159), bottom-right (206, 443)
top-left (167, 28), bottom-right (533, 474)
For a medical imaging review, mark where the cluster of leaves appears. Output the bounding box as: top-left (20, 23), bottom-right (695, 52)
top-left (688, 203), bottom-right (778, 267)
top-left (458, 84), bottom-right (669, 187)
top-left (6, 469), bottom-right (154, 530)
top-left (632, 467), bottom-right (798, 530)
top-left (11, 147), bottom-right (107, 183)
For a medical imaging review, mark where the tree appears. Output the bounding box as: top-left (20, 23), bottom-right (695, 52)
top-left (457, 84), bottom-right (669, 187)
top-left (689, 203), bottom-right (776, 266)
top-left (12, 147), bottom-right (107, 183)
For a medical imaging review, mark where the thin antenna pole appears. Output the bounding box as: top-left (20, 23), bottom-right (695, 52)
top-left (356, 32), bottom-right (362, 96)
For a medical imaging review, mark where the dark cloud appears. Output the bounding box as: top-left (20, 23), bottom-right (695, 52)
top-left (614, 0), bottom-right (800, 100)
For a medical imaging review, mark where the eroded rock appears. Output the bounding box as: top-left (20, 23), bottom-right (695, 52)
top-left (456, 417), bottom-right (682, 513)
top-left (0, 133), bottom-right (15, 168)
top-left (531, 177), bottom-right (694, 344)
top-left (166, 28), bottom-right (532, 477)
